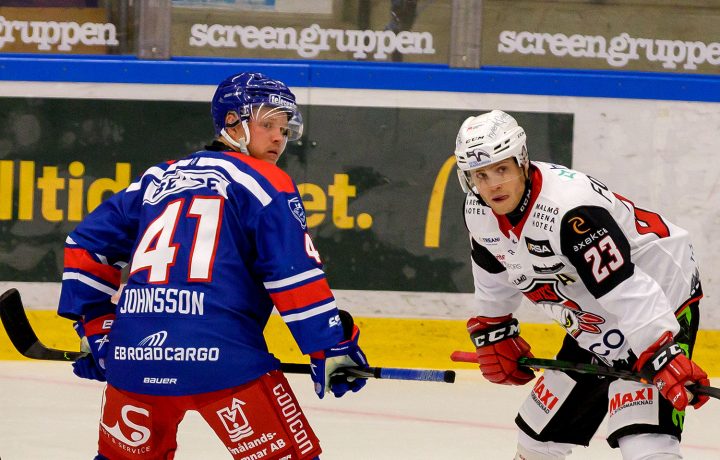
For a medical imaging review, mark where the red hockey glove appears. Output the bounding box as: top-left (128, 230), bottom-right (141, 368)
top-left (467, 314), bottom-right (535, 385)
top-left (634, 331), bottom-right (710, 410)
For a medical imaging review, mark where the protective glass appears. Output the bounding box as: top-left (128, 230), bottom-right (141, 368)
top-left (467, 161), bottom-right (524, 189)
top-left (248, 103), bottom-right (303, 141)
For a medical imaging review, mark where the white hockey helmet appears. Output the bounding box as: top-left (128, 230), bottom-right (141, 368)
top-left (454, 110), bottom-right (528, 192)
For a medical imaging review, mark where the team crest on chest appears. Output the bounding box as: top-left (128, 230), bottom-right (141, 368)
top-left (521, 279), bottom-right (605, 337)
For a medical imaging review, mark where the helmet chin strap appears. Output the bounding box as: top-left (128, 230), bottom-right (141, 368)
top-left (220, 120), bottom-right (251, 154)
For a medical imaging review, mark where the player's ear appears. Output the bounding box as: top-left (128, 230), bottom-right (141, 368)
top-left (225, 111), bottom-right (240, 129)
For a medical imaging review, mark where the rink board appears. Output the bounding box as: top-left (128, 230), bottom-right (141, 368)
top-left (1, 310), bottom-right (718, 376)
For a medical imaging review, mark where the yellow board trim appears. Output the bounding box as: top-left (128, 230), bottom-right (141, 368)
top-left (2, 311), bottom-right (718, 376)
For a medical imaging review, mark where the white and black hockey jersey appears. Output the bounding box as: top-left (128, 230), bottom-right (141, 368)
top-left (465, 161), bottom-right (702, 364)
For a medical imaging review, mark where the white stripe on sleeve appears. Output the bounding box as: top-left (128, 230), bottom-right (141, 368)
top-left (263, 268), bottom-right (325, 290)
top-left (282, 300), bottom-right (337, 323)
top-left (62, 272), bottom-right (118, 296)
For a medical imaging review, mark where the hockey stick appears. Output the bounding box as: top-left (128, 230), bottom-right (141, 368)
top-left (0, 288), bottom-right (83, 361)
top-left (450, 350), bottom-right (720, 399)
top-left (281, 362), bottom-right (455, 383)
top-left (0, 288), bottom-right (455, 383)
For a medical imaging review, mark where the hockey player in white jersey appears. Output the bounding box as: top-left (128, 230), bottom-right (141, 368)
top-left (456, 110), bottom-right (710, 459)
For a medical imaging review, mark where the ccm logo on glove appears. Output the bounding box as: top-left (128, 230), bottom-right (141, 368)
top-left (470, 319), bottom-right (520, 347)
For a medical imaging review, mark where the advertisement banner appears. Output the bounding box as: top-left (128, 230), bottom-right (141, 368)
top-left (0, 97), bottom-right (573, 291)
top-left (171, 0), bottom-right (451, 63)
top-left (481, 0), bottom-right (720, 75)
top-left (0, 7), bottom-right (119, 54)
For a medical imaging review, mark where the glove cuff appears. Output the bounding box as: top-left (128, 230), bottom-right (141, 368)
top-left (84, 313), bottom-right (115, 336)
top-left (635, 331), bottom-right (684, 382)
top-left (468, 316), bottom-right (520, 348)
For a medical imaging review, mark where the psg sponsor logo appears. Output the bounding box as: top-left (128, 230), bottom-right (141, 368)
top-left (288, 196), bottom-right (307, 229)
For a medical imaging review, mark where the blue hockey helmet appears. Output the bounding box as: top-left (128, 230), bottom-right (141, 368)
top-left (211, 72), bottom-right (303, 147)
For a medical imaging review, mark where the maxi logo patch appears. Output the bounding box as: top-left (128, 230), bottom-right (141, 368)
top-left (609, 388), bottom-right (654, 416)
top-left (287, 196), bottom-right (306, 229)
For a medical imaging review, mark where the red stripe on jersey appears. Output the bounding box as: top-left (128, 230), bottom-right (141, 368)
top-left (222, 150), bottom-right (296, 193)
top-left (269, 278), bottom-right (333, 314)
top-left (64, 247), bottom-right (121, 287)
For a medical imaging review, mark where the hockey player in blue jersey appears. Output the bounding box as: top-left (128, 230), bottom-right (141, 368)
top-left (58, 72), bottom-right (369, 459)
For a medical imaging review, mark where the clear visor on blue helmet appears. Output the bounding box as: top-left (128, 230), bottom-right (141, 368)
top-left (245, 102), bottom-right (303, 141)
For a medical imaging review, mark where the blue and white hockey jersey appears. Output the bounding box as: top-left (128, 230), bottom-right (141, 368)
top-left (58, 148), bottom-right (345, 396)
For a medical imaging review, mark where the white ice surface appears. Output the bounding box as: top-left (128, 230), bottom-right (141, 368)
top-left (0, 362), bottom-right (718, 459)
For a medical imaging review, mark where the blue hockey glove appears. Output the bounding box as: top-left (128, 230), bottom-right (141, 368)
top-left (310, 312), bottom-right (369, 399)
top-left (72, 314), bottom-right (114, 382)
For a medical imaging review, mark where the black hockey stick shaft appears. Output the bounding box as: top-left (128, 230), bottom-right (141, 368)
top-left (450, 350), bottom-right (720, 400)
top-left (0, 288), bottom-right (84, 361)
top-left (519, 357), bottom-right (720, 400)
top-left (0, 288), bottom-right (455, 383)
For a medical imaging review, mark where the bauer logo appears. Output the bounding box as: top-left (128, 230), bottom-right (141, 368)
top-left (288, 196), bottom-right (307, 229)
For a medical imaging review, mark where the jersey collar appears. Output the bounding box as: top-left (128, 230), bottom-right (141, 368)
top-left (494, 164), bottom-right (543, 239)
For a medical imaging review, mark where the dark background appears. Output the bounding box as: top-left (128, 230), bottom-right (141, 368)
top-left (0, 98), bottom-right (573, 291)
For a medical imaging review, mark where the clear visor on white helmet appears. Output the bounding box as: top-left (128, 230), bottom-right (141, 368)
top-left (461, 156), bottom-right (526, 193)
top-left (453, 110), bottom-right (528, 193)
